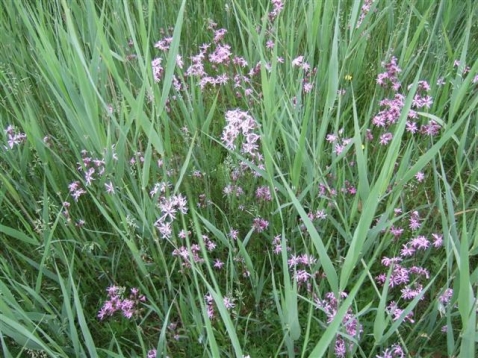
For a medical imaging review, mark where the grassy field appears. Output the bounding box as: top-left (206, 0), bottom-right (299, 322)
top-left (1, 0), bottom-right (477, 357)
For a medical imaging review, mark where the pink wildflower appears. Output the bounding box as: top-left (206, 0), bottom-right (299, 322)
top-left (252, 217), bottom-right (269, 233)
top-left (432, 233), bottom-right (443, 248)
top-left (292, 56), bottom-right (304, 67)
top-left (223, 296), bottom-right (235, 309)
top-left (105, 181), bottom-right (115, 194)
top-left (213, 259), bottom-right (224, 269)
top-left (379, 133), bottom-right (393, 145)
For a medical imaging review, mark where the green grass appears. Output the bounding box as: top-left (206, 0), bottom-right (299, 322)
top-left (1, 0), bottom-right (477, 357)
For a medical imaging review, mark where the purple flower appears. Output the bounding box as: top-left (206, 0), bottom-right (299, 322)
top-left (386, 301), bottom-right (414, 323)
top-left (389, 265), bottom-right (410, 287)
top-left (71, 188), bottom-right (87, 202)
top-left (204, 236), bottom-right (216, 251)
top-left (121, 299), bottom-right (135, 318)
top-left (255, 186), bottom-right (272, 201)
top-left (292, 56), bottom-right (304, 67)
top-left (207, 305), bottom-right (215, 319)
top-left (294, 269), bottom-right (312, 283)
top-left (376, 56), bottom-right (401, 90)
top-left (213, 259), bottom-right (224, 269)
top-left (147, 349), bottom-right (157, 358)
top-left (409, 235), bottom-right (430, 250)
top-left (5, 125), bottom-right (27, 149)
top-left (233, 56), bottom-right (248, 67)
top-left (154, 36), bottom-right (172, 51)
top-left (376, 343), bottom-right (405, 358)
top-left (409, 211), bottom-right (421, 230)
top-left (288, 254), bottom-right (300, 267)
top-left (438, 288), bottom-right (453, 305)
top-left (314, 291), bottom-right (362, 354)
top-left (315, 209), bottom-right (327, 219)
top-left (228, 228), bottom-right (239, 240)
top-left (252, 217), bottom-right (269, 233)
top-left (98, 286), bottom-right (145, 321)
top-left (409, 266), bottom-right (429, 279)
top-left (303, 82), bottom-right (314, 93)
top-left (155, 221), bottom-right (172, 239)
top-left (209, 44), bottom-right (232, 64)
top-left (299, 254), bottom-right (317, 266)
top-left (335, 338), bottom-right (347, 357)
top-left (420, 120), bottom-right (441, 136)
top-left (68, 181), bottom-right (80, 192)
top-left (356, 0), bottom-right (375, 28)
top-left (390, 226), bottom-right (404, 238)
top-left (269, 0), bottom-right (285, 20)
top-left (432, 233), bottom-right (443, 248)
top-left (379, 133), bottom-right (393, 145)
top-left (401, 284), bottom-right (423, 300)
top-left (151, 58), bottom-right (163, 82)
top-left (105, 181), bottom-right (115, 194)
top-left (223, 296), bottom-right (235, 309)
top-left (415, 171), bottom-right (425, 182)
top-left (213, 28), bottom-right (227, 43)
top-left (381, 256), bottom-right (402, 267)
top-left (400, 244), bottom-right (415, 257)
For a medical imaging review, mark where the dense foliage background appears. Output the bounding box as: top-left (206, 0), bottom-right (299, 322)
top-left (1, 0), bottom-right (477, 356)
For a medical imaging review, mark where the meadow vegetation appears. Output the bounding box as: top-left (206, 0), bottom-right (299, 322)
top-left (1, 0), bottom-right (478, 356)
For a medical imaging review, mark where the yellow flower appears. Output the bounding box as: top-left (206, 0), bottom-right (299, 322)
top-left (345, 74), bottom-right (352, 81)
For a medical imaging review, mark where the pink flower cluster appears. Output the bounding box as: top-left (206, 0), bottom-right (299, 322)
top-left (271, 235), bottom-right (289, 254)
top-left (172, 234), bottom-right (218, 270)
top-left (376, 258), bottom-right (430, 290)
top-left (152, 23), bottom-right (254, 100)
top-left (98, 286), bottom-right (146, 320)
top-left (376, 56), bottom-right (402, 91)
top-left (375, 212), bottom-right (445, 323)
top-left (386, 301), bottom-right (415, 323)
top-left (172, 244), bottom-right (204, 267)
top-left (438, 288), bottom-right (453, 306)
top-left (356, 0), bottom-right (375, 28)
top-left (372, 57), bottom-right (440, 145)
top-left (143, 0), bottom-right (320, 120)
top-left (204, 293), bottom-right (235, 319)
top-left (154, 36), bottom-right (173, 51)
top-left (376, 343), bottom-right (405, 358)
top-left (288, 253), bottom-right (318, 284)
top-left (326, 132), bottom-right (353, 155)
top-left (315, 292), bottom-right (363, 357)
top-left (77, 149), bottom-right (109, 186)
top-left (291, 55), bottom-right (316, 93)
top-left (152, 189), bottom-right (188, 239)
top-left (252, 217), bottom-right (269, 233)
top-left (151, 57), bottom-right (164, 82)
top-left (221, 110), bottom-right (259, 152)
top-left (409, 81), bottom-right (433, 109)
top-left (4, 125), bottom-right (27, 149)
top-left (68, 181), bottom-right (87, 202)
top-left (67, 147), bottom-right (118, 204)
top-left (223, 183), bottom-right (244, 197)
top-left (288, 253), bottom-right (317, 267)
top-left (147, 349), bottom-right (157, 358)
top-left (268, 0), bottom-right (285, 21)
top-left (255, 185), bottom-right (272, 201)
top-left (221, 109), bottom-right (265, 178)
